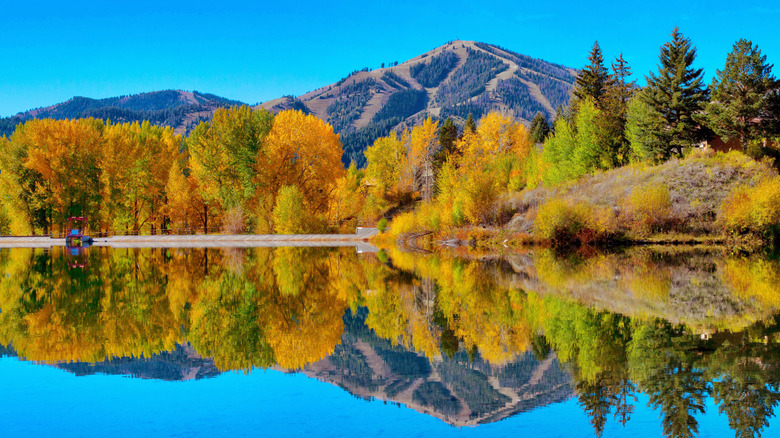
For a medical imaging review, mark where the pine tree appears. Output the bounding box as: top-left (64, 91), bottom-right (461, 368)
top-left (597, 54), bottom-right (636, 166)
top-left (529, 112), bottom-right (550, 143)
top-left (706, 39), bottom-right (779, 146)
top-left (643, 28), bottom-right (709, 158)
top-left (464, 113), bottom-right (477, 134)
top-left (574, 41), bottom-right (614, 106)
top-left (433, 117), bottom-right (458, 169)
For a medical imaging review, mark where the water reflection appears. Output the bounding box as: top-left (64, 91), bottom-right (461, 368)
top-left (1, 246), bottom-right (779, 436)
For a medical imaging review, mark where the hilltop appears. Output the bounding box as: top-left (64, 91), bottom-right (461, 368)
top-left (258, 40), bottom-right (576, 165)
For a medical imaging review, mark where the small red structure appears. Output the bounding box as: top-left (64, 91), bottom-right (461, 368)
top-left (65, 217), bottom-right (91, 247)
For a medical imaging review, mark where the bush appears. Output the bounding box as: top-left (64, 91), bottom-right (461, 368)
top-left (388, 211), bottom-right (418, 237)
top-left (534, 198), bottom-right (618, 247)
top-left (377, 218), bottom-right (388, 233)
top-left (720, 176), bottom-right (780, 241)
top-left (625, 183), bottom-right (673, 236)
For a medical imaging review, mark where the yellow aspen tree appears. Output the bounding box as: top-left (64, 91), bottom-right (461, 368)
top-left (264, 110), bottom-right (345, 223)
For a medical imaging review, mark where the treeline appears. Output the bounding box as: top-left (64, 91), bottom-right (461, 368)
top-left (0, 108), bottom-right (352, 236)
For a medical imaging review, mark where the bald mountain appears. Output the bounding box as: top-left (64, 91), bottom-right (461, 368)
top-left (0, 90), bottom-right (246, 137)
top-left (258, 40), bottom-right (576, 165)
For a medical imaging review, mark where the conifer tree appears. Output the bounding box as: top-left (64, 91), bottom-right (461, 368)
top-left (597, 54), bottom-right (636, 166)
top-left (433, 117), bottom-right (458, 169)
top-left (643, 28), bottom-right (709, 158)
top-left (529, 112), bottom-right (550, 143)
top-left (706, 39), bottom-right (779, 145)
top-left (464, 113), bottom-right (477, 134)
top-left (574, 41), bottom-right (613, 106)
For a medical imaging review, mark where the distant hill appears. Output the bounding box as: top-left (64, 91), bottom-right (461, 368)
top-left (258, 40), bottom-right (577, 165)
top-left (0, 90), bottom-right (247, 137)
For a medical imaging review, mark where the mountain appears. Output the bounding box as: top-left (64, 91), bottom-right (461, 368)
top-left (257, 40), bottom-right (577, 165)
top-left (0, 90), bottom-right (247, 137)
top-left (2, 41), bottom-right (577, 165)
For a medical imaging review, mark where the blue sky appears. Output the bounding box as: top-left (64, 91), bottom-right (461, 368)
top-left (1, 1), bottom-right (779, 117)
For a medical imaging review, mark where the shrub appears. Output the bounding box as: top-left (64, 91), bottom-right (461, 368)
top-left (534, 198), bottom-right (618, 247)
top-left (388, 211), bottom-right (418, 237)
top-left (377, 218), bottom-right (388, 233)
top-left (625, 183), bottom-right (673, 236)
top-left (720, 176), bottom-right (780, 241)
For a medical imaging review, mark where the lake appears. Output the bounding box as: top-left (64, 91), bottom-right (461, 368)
top-left (1, 245), bottom-right (779, 437)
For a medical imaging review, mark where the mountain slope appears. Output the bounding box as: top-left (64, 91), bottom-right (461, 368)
top-left (258, 40), bottom-right (577, 165)
top-left (0, 90), bottom-right (247, 137)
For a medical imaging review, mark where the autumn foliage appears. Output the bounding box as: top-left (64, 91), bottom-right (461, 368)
top-left (0, 107), bottom-right (347, 236)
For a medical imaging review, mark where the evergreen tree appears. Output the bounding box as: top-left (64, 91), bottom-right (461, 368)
top-left (529, 112), bottom-right (551, 143)
top-left (464, 113), bottom-right (477, 134)
top-left (643, 28), bottom-right (709, 158)
top-left (574, 41), bottom-right (613, 106)
top-left (706, 39), bottom-right (779, 146)
top-left (433, 117), bottom-right (458, 169)
top-left (597, 54), bottom-right (636, 166)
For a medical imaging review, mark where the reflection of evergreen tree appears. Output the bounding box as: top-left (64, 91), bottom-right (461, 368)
top-left (577, 375), bottom-right (613, 437)
top-left (708, 343), bottom-right (780, 438)
top-left (645, 360), bottom-right (708, 438)
top-left (612, 376), bottom-right (637, 427)
top-left (631, 322), bottom-right (708, 438)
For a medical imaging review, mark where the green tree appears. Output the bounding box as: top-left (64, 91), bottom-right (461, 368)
top-left (707, 39), bottom-right (779, 146)
top-left (272, 185), bottom-right (307, 234)
top-left (643, 28), bottom-right (709, 159)
top-left (529, 112), bottom-right (551, 143)
top-left (464, 113), bottom-right (477, 135)
top-left (574, 42), bottom-right (613, 106)
top-left (626, 90), bottom-right (665, 162)
top-left (433, 117), bottom-right (459, 169)
top-left (187, 106), bottom-right (274, 227)
top-left (596, 54), bottom-right (636, 167)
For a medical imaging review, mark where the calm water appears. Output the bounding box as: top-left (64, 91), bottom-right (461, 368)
top-left (1, 245), bottom-right (779, 437)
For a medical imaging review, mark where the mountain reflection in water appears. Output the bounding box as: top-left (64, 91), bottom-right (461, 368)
top-left (1, 246), bottom-right (779, 436)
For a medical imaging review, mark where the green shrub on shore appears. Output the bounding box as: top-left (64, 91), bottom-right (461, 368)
top-left (377, 218), bottom-right (388, 233)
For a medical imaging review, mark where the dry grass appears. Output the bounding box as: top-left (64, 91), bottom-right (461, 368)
top-left (505, 151), bottom-right (777, 246)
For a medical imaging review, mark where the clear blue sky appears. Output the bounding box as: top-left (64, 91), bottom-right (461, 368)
top-left (1, 1), bottom-right (779, 117)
